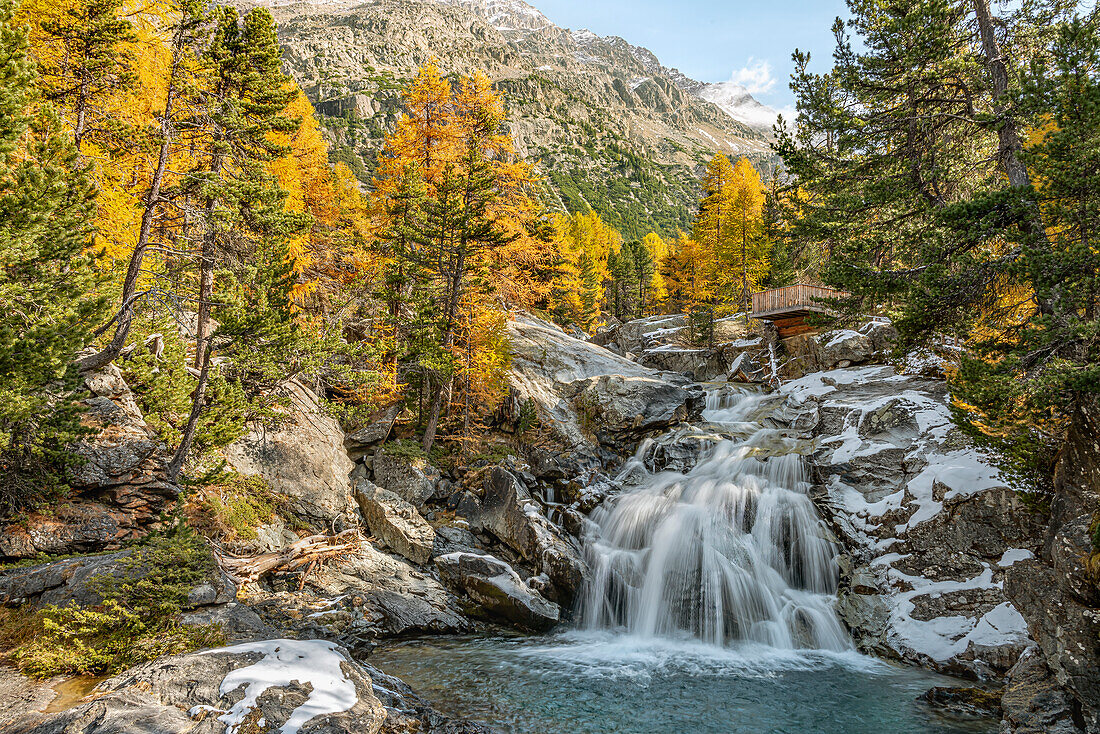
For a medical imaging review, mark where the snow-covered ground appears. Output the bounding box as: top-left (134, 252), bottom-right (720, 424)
top-left (779, 365), bottom-right (1038, 675)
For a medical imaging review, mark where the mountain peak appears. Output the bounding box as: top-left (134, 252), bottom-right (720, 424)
top-left (698, 81), bottom-right (780, 133)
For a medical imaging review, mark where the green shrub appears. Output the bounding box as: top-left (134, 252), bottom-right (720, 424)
top-left (516, 398), bottom-right (540, 434)
top-left (187, 473), bottom-right (281, 542)
top-left (5, 528), bottom-right (225, 677)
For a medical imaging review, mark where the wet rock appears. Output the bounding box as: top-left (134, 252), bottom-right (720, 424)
top-left (372, 447), bottom-right (439, 509)
top-left (4, 640), bottom-right (386, 734)
top-left (921, 686), bottom-right (1002, 717)
top-left (354, 481), bottom-right (435, 565)
top-left (637, 430), bottom-right (724, 474)
top-left (224, 379), bottom-right (356, 531)
top-left (435, 552), bottom-right (560, 631)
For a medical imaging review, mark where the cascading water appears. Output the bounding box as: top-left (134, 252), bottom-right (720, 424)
top-left (578, 385), bottom-right (850, 651)
top-left (374, 386), bottom-right (999, 734)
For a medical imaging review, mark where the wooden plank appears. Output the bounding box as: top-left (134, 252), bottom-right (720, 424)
top-left (750, 283), bottom-right (849, 320)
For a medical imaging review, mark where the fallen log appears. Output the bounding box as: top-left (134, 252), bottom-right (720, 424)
top-left (213, 529), bottom-right (365, 585)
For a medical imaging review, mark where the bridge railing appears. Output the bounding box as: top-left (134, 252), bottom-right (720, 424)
top-left (751, 284), bottom-right (849, 316)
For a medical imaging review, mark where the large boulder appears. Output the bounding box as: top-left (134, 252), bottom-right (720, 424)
top-left (591, 313), bottom-right (687, 354)
top-left (508, 312), bottom-right (703, 456)
top-left (435, 552), bottom-right (560, 631)
top-left (638, 346), bottom-right (729, 382)
top-left (779, 366), bottom-right (1042, 678)
top-left (372, 446), bottom-right (439, 508)
top-left (353, 480), bottom-right (435, 565)
top-left (247, 544), bottom-right (469, 644)
top-left (457, 467), bottom-right (585, 602)
top-left (224, 380), bottom-right (356, 531)
top-left (0, 546), bottom-right (235, 610)
top-left (858, 319), bottom-right (899, 353)
top-left (5, 639), bottom-right (387, 734)
top-left (343, 402), bottom-right (402, 460)
top-left (780, 322), bottom-right (891, 378)
top-left (819, 329), bottom-right (874, 367)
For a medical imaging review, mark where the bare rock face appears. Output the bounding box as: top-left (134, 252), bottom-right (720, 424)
top-left (435, 551), bottom-right (560, 631)
top-left (779, 366), bottom-right (1043, 678)
top-left (507, 313), bottom-right (703, 458)
top-left (0, 364), bottom-right (177, 562)
top-left (5, 639), bottom-right (387, 734)
top-left (354, 480), bottom-right (436, 565)
top-left (1004, 397), bottom-right (1100, 732)
top-left (224, 379), bottom-right (356, 531)
top-left (457, 466), bottom-right (585, 602)
top-left (1000, 647), bottom-right (1083, 734)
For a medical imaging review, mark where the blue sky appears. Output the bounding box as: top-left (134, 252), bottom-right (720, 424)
top-left (532, 0), bottom-right (851, 114)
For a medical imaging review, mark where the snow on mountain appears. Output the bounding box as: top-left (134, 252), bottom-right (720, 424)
top-left (698, 81), bottom-right (781, 133)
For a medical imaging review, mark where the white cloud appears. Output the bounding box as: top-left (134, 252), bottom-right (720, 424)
top-left (729, 58), bottom-right (776, 96)
top-left (775, 105), bottom-right (797, 124)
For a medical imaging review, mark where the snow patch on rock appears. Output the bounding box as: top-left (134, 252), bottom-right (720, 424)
top-left (201, 639), bottom-right (359, 734)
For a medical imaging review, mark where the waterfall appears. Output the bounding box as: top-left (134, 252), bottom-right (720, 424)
top-left (577, 385), bottom-right (850, 651)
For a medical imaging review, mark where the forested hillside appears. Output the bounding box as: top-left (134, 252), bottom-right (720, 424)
top-left (229, 0), bottom-right (776, 240)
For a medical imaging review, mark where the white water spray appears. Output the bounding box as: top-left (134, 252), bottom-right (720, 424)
top-left (578, 385), bottom-right (850, 651)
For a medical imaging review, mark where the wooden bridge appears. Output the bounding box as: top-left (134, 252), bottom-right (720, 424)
top-left (750, 284), bottom-right (848, 338)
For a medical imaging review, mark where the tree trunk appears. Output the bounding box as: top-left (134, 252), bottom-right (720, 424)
top-left (77, 46), bottom-right (182, 374)
top-left (973, 0), bottom-right (1058, 318)
top-left (194, 220), bottom-right (216, 368)
top-left (194, 148), bottom-right (223, 368)
top-left (422, 231), bottom-right (466, 453)
top-left (973, 0), bottom-right (1031, 189)
top-left (422, 376), bottom-right (447, 454)
top-left (167, 340), bottom-right (214, 482)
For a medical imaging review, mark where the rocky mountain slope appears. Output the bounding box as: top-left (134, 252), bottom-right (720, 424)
top-left (234, 0), bottom-right (777, 239)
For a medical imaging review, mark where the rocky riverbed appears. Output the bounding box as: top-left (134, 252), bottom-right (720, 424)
top-left (1, 312), bottom-right (1095, 734)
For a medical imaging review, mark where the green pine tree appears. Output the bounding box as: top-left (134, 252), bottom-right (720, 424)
top-left (168, 5), bottom-right (311, 480)
top-left (0, 0), bottom-right (105, 514)
top-left (776, 0), bottom-right (997, 329)
top-left (948, 13), bottom-right (1100, 491)
top-left (630, 238), bottom-right (655, 313)
top-left (37, 0), bottom-right (136, 152)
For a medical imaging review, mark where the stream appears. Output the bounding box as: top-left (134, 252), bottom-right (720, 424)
top-left (374, 384), bottom-right (999, 733)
